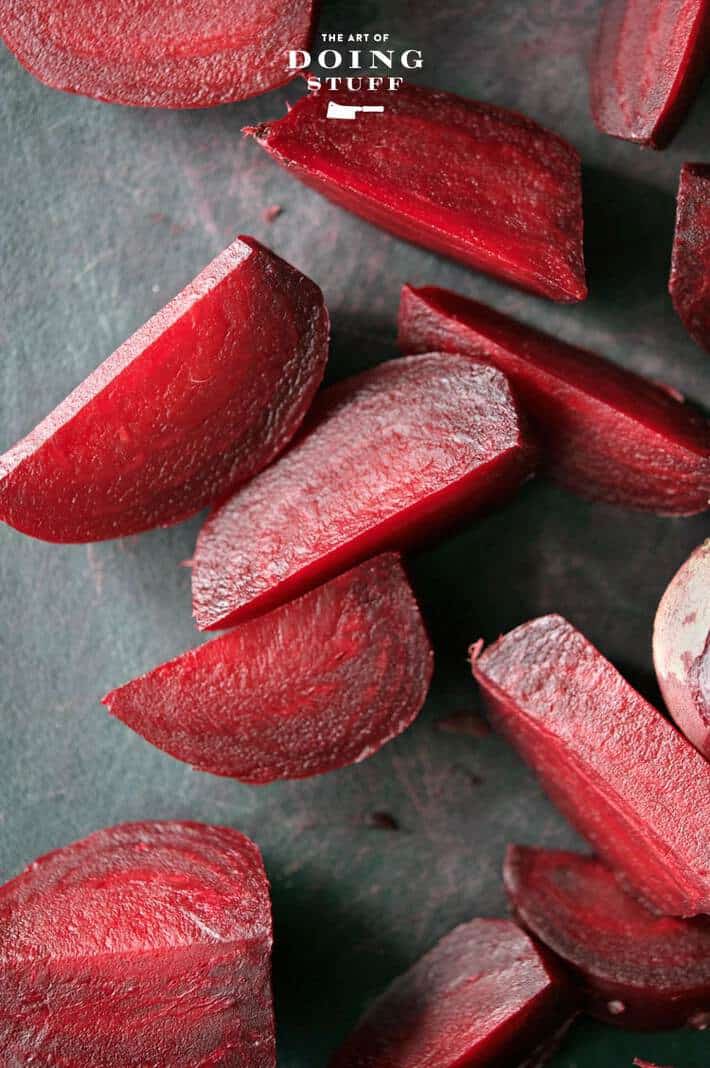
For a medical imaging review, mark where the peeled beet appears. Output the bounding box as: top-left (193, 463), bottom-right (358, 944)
top-left (0, 821), bottom-right (274, 1066)
top-left (0, 236), bottom-right (328, 543)
top-left (591, 0), bottom-right (710, 147)
top-left (471, 615), bottom-right (710, 916)
top-left (653, 540), bottom-right (710, 757)
top-left (247, 83), bottom-right (587, 302)
top-left (0, 0), bottom-right (316, 107)
top-left (504, 845), bottom-right (710, 1030)
top-left (398, 285), bottom-right (710, 515)
top-left (192, 353), bottom-right (535, 630)
top-left (669, 163), bottom-right (710, 352)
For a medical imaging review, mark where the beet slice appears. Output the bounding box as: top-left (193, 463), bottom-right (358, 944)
top-left (0, 0), bottom-right (316, 107)
top-left (670, 163), bottom-right (710, 352)
top-left (590, 0), bottom-right (710, 148)
top-left (104, 554), bottom-right (433, 783)
top-left (0, 821), bottom-right (274, 1066)
top-left (398, 285), bottom-right (710, 515)
top-left (329, 918), bottom-right (573, 1068)
top-left (653, 539), bottom-right (710, 757)
top-left (0, 236), bottom-right (328, 543)
top-left (246, 83), bottom-right (587, 302)
top-left (191, 353), bottom-right (536, 630)
top-left (504, 844), bottom-right (710, 1030)
top-left (471, 615), bottom-right (710, 916)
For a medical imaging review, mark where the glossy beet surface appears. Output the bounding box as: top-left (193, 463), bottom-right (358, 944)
top-left (192, 354), bottom-right (535, 630)
top-left (104, 554), bottom-right (433, 783)
top-left (471, 615), bottom-right (710, 917)
top-left (0, 236), bottom-right (328, 542)
top-left (670, 163), bottom-right (710, 352)
top-left (0, 821), bottom-right (274, 1066)
top-left (0, 0), bottom-right (316, 107)
top-left (591, 0), bottom-right (710, 147)
top-left (504, 845), bottom-right (710, 1030)
top-left (398, 285), bottom-right (710, 515)
top-left (247, 83), bottom-right (587, 302)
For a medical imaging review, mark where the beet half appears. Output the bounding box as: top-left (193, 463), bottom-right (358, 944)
top-left (0, 821), bottom-right (274, 1066)
top-left (670, 163), bottom-right (710, 353)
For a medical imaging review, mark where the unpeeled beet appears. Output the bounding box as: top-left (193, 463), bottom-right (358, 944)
top-left (669, 163), bottom-right (710, 353)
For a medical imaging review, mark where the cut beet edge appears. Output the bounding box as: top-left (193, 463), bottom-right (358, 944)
top-left (471, 615), bottom-right (710, 916)
top-left (0, 236), bottom-right (329, 542)
top-left (669, 163), bottom-right (710, 352)
top-left (398, 284), bottom-right (710, 515)
top-left (0, 0), bottom-right (317, 107)
top-left (0, 821), bottom-right (274, 1066)
top-left (504, 845), bottom-right (710, 1030)
top-left (246, 82), bottom-right (587, 302)
top-left (191, 353), bottom-right (536, 630)
top-left (103, 554), bottom-right (433, 783)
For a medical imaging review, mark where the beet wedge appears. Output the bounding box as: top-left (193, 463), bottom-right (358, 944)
top-left (670, 163), bottom-right (710, 353)
top-left (504, 845), bottom-right (710, 1030)
top-left (398, 285), bottom-right (710, 515)
top-left (192, 354), bottom-right (536, 630)
top-left (0, 236), bottom-right (328, 543)
top-left (104, 554), bottom-right (433, 783)
top-left (653, 540), bottom-right (710, 758)
top-left (0, 0), bottom-right (316, 107)
top-left (329, 918), bottom-right (573, 1068)
top-left (0, 821), bottom-right (274, 1067)
top-left (247, 83), bottom-right (587, 302)
top-left (471, 615), bottom-right (710, 916)
top-left (591, 0), bottom-right (710, 147)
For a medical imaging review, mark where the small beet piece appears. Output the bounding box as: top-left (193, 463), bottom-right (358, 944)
top-left (471, 615), bottom-right (710, 916)
top-left (398, 285), bottom-right (710, 515)
top-left (329, 918), bottom-right (573, 1068)
top-left (670, 163), bottom-right (710, 352)
top-left (653, 540), bottom-right (710, 757)
top-left (0, 236), bottom-right (328, 543)
top-left (192, 353), bottom-right (535, 630)
top-left (504, 845), bottom-right (710, 1030)
top-left (590, 0), bottom-right (710, 147)
top-left (0, 0), bottom-right (317, 107)
top-left (103, 554), bottom-right (433, 783)
top-left (247, 83), bottom-right (587, 302)
top-left (0, 821), bottom-right (274, 1066)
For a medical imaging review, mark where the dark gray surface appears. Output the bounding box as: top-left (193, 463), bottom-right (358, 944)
top-left (1, 1), bottom-right (709, 1064)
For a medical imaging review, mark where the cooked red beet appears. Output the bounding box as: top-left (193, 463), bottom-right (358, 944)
top-left (669, 163), bottom-right (710, 352)
top-left (192, 354), bottom-right (535, 630)
top-left (590, 0), bottom-right (710, 147)
top-left (0, 236), bottom-right (328, 543)
top-left (329, 918), bottom-right (573, 1068)
top-left (0, 0), bottom-right (316, 107)
top-left (504, 845), bottom-right (710, 1030)
top-left (247, 83), bottom-right (587, 302)
top-left (103, 554), bottom-right (433, 783)
top-left (653, 540), bottom-right (710, 757)
top-left (398, 285), bottom-right (710, 515)
top-left (471, 615), bottom-right (710, 916)
top-left (0, 821), bottom-right (274, 1066)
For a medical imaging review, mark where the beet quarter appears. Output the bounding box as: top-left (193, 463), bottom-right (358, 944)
top-left (471, 615), bottom-right (710, 916)
top-left (0, 236), bottom-right (328, 542)
top-left (398, 285), bottom-right (710, 515)
top-left (0, 821), bottom-right (274, 1066)
top-left (670, 163), bottom-right (710, 353)
top-left (192, 354), bottom-right (535, 630)
top-left (247, 83), bottom-right (587, 302)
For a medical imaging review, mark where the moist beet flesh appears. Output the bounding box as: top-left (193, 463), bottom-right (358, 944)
top-left (0, 0), bottom-right (317, 107)
top-left (191, 353), bottom-right (536, 630)
top-left (670, 163), bottom-right (710, 352)
top-left (590, 0), bottom-right (710, 147)
top-left (504, 845), bottom-right (710, 1029)
top-left (0, 236), bottom-right (328, 543)
top-left (398, 285), bottom-right (710, 515)
top-left (0, 821), bottom-right (275, 1066)
top-left (104, 554), bottom-right (433, 783)
top-left (471, 615), bottom-right (710, 917)
top-left (247, 83), bottom-right (587, 302)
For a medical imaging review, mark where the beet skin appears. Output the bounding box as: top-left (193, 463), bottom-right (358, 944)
top-left (670, 163), bottom-right (710, 353)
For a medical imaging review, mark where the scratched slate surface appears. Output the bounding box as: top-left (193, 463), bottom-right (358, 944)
top-left (1, 0), bottom-right (709, 1064)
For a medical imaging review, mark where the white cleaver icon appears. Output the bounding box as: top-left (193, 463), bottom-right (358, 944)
top-left (326, 101), bottom-right (385, 120)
